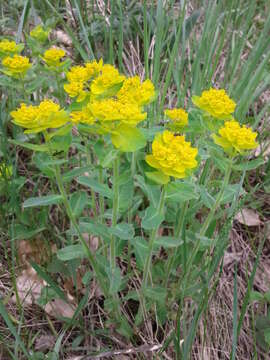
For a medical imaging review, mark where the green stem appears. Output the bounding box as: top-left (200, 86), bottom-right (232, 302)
top-left (142, 186), bottom-right (166, 289)
top-left (110, 156), bottom-right (120, 271)
top-left (127, 152), bottom-right (136, 272)
top-left (175, 161), bottom-right (233, 347)
top-left (54, 164), bottom-right (109, 297)
top-left (164, 200), bottom-right (189, 287)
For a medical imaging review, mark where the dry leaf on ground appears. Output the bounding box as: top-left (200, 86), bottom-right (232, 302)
top-left (235, 208), bottom-right (261, 226)
top-left (35, 334), bottom-right (55, 351)
top-left (45, 298), bottom-right (76, 318)
top-left (11, 266), bottom-right (44, 305)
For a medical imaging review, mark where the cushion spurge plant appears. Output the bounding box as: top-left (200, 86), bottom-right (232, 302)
top-left (4, 27), bottom-right (262, 357)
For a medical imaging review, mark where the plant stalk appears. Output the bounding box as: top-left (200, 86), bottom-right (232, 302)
top-left (110, 156), bottom-right (120, 271)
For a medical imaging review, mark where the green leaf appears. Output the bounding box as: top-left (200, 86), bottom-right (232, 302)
top-left (133, 237), bottom-right (149, 270)
top-left (111, 125), bottom-right (146, 152)
top-left (221, 185), bottom-right (245, 204)
top-left (108, 223), bottom-right (134, 240)
top-left (62, 166), bottom-right (92, 183)
top-left (9, 139), bottom-right (50, 152)
top-left (145, 171), bottom-right (170, 185)
top-left (233, 158), bottom-right (265, 171)
top-left (23, 194), bottom-right (63, 208)
top-left (143, 286), bottom-right (167, 303)
top-left (200, 187), bottom-right (215, 209)
top-left (142, 205), bottom-right (164, 230)
top-left (79, 219), bottom-right (110, 239)
top-left (77, 176), bottom-right (113, 199)
top-left (106, 266), bottom-right (122, 294)
top-left (155, 236), bottom-right (183, 248)
top-left (134, 175), bottom-right (161, 207)
top-left (249, 291), bottom-right (264, 302)
top-left (49, 133), bottom-right (72, 153)
top-left (57, 245), bottom-right (85, 261)
top-left (69, 191), bottom-right (88, 218)
top-left (46, 123), bottom-right (72, 140)
top-left (166, 181), bottom-right (199, 202)
top-left (12, 225), bottom-right (47, 240)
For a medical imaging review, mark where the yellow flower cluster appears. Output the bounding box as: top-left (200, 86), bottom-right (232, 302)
top-left (213, 120), bottom-right (258, 155)
top-left (165, 108), bottom-right (188, 130)
top-left (30, 25), bottom-right (50, 43)
top-left (117, 76), bottom-right (155, 106)
top-left (146, 130), bottom-right (198, 178)
top-left (42, 48), bottom-right (66, 67)
top-left (10, 100), bottom-right (68, 133)
top-left (2, 55), bottom-right (31, 78)
top-left (192, 88), bottom-right (236, 119)
top-left (70, 107), bottom-right (95, 125)
top-left (0, 39), bottom-right (21, 57)
top-left (64, 61), bottom-right (154, 140)
top-left (64, 60), bottom-right (103, 101)
top-left (90, 64), bottom-right (125, 96)
top-left (90, 99), bottom-right (146, 126)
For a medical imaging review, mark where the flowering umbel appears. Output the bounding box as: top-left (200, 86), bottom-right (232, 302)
top-left (165, 108), bottom-right (188, 131)
top-left (145, 130), bottom-right (198, 179)
top-left (0, 39), bottom-right (22, 57)
top-left (117, 76), bottom-right (155, 106)
top-left (42, 48), bottom-right (66, 67)
top-left (192, 88), bottom-right (236, 120)
top-left (90, 64), bottom-right (125, 96)
top-left (30, 24), bottom-right (50, 43)
top-left (11, 100), bottom-right (69, 133)
top-left (2, 55), bottom-right (31, 78)
top-left (64, 60), bottom-right (103, 102)
top-left (213, 120), bottom-right (258, 155)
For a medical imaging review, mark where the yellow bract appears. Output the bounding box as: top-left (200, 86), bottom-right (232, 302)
top-left (90, 98), bottom-right (146, 127)
top-left (64, 60), bottom-right (103, 102)
top-left (11, 100), bottom-right (69, 133)
top-left (192, 88), bottom-right (236, 120)
top-left (145, 130), bottom-right (198, 179)
top-left (42, 48), bottom-right (65, 67)
top-left (90, 64), bottom-right (125, 96)
top-left (85, 59), bottom-right (103, 79)
top-left (0, 39), bottom-right (21, 57)
top-left (2, 55), bottom-right (31, 78)
top-left (70, 107), bottom-right (95, 125)
top-left (213, 120), bottom-right (258, 155)
top-left (117, 76), bottom-right (155, 106)
top-left (30, 25), bottom-right (50, 43)
top-left (165, 108), bottom-right (188, 130)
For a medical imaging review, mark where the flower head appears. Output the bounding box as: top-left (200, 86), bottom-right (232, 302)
top-left (64, 60), bottom-right (103, 102)
top-left (30, 25), bottom-right (50, 43)
top-left (85, 59), bottom-right (103, 79)
top-left (42, 48), bottom-right (65, 67)
top-left (90, 64), bottom-right (125, 96)
top-left (0, 39), bottom-right (22, 57)
top-left (11, 100), bottom-right (69, 133)
top-left (70, 107), bottom-right (95, 125)
top-left (213, 120), bottom-right (258, 155)
top-left (192, 88), bottom-right (236, 120)
top-left (145, 130), bottom-right (198, 178)
top-left (165, 108), bottom-right (188, 130)
top-left (117, 76), bottom-right (155, 106)
top-left (90, 98), bottom-right (146, 127)
top-left (2, 55), bottom-right (31, 78)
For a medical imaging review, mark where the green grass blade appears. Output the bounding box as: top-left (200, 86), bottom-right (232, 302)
top-left (0, 298), bottom-right (29, 358)
top-left (16, 0), bottom-right (30, 43)
top-left (72, 0), bottom-right (95, 60)
top-left (231, 264), bottom-right (238, 360)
